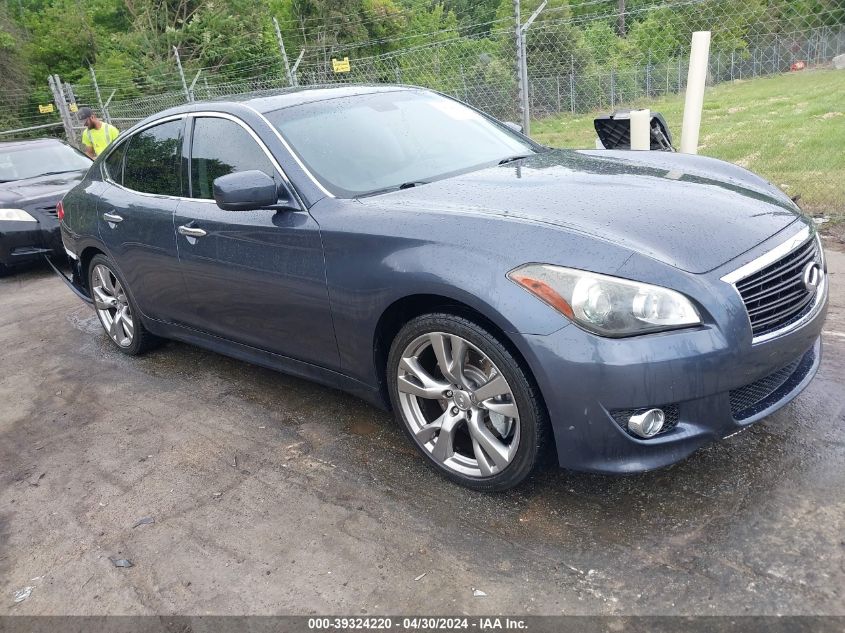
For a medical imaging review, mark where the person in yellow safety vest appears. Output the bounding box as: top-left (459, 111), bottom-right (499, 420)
top-left (78, 106), bottom-right (119, 158)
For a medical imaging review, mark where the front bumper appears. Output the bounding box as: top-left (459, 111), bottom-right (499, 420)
top-left (519, 285), bottom-right (827, 474)
top-left (0, 218), bottom-right (64, 267)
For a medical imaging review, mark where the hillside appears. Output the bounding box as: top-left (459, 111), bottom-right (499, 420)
top-left (532, 68), bottom-right (845, 225)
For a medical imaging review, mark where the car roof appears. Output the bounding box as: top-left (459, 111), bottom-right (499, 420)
top-left (148, 84), bottom-right (422, 121)
top-left (123, 84), bottom-right (436, 140)
top-left (243, 84), bottom-right (416, 113)
top-left (0, 138), bottom-right (68, 151)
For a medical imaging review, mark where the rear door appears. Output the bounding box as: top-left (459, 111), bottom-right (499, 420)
top-left (173, 114), bottom-right (339, 369)
top-left (97, 117), bottom-right (191, 323)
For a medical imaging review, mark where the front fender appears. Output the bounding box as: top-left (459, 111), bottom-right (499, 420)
top-left (312, 198), bottom-right (636, 387)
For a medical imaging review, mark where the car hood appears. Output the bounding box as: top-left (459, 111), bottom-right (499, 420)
top-left (360, 149), bottom-right (804, 274)
top-left (0, 170), bottom-right (87, 207)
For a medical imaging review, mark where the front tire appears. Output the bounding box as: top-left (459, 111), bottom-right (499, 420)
top-left (87, 254), bottom-right (158, 355)
top-left (387, 313), bottom-right (549, 491)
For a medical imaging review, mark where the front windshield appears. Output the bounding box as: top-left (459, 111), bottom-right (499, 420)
top-left (264, 90), bottom-right (536, 197)
top-left (0, 142), bottom-right (91, 182)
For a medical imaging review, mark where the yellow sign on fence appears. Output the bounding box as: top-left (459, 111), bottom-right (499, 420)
top-left (332, 57), bottom-right (351, 73)
top-left (38, 103), bottom-right (55, 114)
top-left (69, 103), bottom-right (78, 113)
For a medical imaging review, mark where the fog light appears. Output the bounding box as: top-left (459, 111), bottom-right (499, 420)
top-left (628, 408), bottom-right (665, 438)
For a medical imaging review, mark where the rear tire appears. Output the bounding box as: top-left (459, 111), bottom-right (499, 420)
top-left (87, 254), bottom-right (159, 355)
top-left (387, 313), bottom-right (549, 492)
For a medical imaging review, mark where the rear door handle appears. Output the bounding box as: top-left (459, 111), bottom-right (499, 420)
top-left (102, 212), bottom-right (123, 224)
top-left (178, 225), bottom-right (207, 238)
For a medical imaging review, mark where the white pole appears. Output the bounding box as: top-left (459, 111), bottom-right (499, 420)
top-left (680, 31), bottom-right (711, 154)
top-left (630, 108), bottom-right (650, 150)
top-left (513, 0), bottom-right (527, 133)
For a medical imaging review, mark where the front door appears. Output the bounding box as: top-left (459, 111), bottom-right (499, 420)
top-left (97, 117), bottom-right (191, 324)
top-left (174, 114), bottom-right (339, 369)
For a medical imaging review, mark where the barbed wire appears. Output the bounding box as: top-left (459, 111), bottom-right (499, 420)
top-left (4, 0), bottom-right (843, 217)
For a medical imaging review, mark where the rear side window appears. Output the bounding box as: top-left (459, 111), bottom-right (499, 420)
top-left (190, 117), bottom-right (275, 200)
top-left (123, 119), bottom-right (183, 196)
top-left (103, 141), bottom-right (127, 184)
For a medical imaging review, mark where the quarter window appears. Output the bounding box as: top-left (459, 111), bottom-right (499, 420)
top-left (122, 119), bottom-right (183, 196)
top-left (190, 117), bottom-right (276, 200)
top-left (103, 141), bottom-right (127, 184)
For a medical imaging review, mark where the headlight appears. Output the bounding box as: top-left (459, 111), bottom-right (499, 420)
top-left (0, 208), bottom-right (37, 222)
top-left (508, 264), bottom-right (701, 337)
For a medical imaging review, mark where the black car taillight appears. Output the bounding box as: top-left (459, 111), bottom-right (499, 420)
top-left (57, 200), bottom-right (65, 221)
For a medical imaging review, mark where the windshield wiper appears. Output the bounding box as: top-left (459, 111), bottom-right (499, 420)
top-left (32, 169), bottom-right (85, 178)
top-left (358, 181), bottom-right (429, 197)
top-left (498, 154), bottom-right (533, 165)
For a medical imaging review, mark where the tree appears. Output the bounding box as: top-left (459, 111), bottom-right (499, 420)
top-left (627, 9), bottom-right (682, 62)
top-left (1, 2), bottom-right (30, 130)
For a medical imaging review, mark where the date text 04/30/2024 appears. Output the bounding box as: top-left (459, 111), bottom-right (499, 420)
top-left (307, 617), bottom-right (528, 630)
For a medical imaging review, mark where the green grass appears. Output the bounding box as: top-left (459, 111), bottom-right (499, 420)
top-left (531, 69), bottom-right (845, 220)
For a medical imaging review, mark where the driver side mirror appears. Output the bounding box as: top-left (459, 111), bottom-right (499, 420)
top-left (213, 170), bottom-right (299, 212)
top-left (502, 121), bottom-right (523, 134)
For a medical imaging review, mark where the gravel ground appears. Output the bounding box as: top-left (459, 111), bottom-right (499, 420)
top-left (1, 245), bottom-right (843, 616)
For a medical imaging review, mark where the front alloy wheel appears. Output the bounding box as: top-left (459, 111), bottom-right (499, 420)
top-left (388, 314), bottom-right (548, 491)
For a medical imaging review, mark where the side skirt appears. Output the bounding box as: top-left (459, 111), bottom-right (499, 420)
top-left (143, 317), bottom-right (389, 411)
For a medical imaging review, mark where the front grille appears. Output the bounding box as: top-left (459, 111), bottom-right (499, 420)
top-left (735, 236), bottom-right (821, 339)
top-left (729, 346), bottom-right (815, 420)
top-left (40, 205), bottom-right (58, 217)
top-left (610, 404), bottom-right (679, 437)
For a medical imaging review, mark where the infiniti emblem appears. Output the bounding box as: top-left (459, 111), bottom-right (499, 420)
top-left (802, 261), bottom-right (822, 293)
top-left (453, 391), bottom-right (473, 411)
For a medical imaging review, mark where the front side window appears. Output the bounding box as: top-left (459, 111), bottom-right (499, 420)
top-left (122, 119), bottom-right (183, 196)
top-left (264, 90), bottom-right (536, 197)
top-left (190, 117), bottom-right (276, 200)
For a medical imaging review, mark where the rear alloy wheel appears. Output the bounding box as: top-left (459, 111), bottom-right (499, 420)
top-left (92, 263), bottom-right (134, 348)
top-left (388, 313), bottom-right (548, 491)
top-left (88, 254), bottom-right (158, 355)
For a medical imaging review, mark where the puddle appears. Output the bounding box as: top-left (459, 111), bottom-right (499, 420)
top-left (67, 310), bottom-right (101, 335)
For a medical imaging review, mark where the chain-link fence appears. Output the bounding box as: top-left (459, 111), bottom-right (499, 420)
top-left (526, 24), bottom-right (845, 117)
top-left (10, 0), bottom-right (844, 217)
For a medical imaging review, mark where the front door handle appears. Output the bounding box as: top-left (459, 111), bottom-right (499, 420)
top-left (102, 212), bottom-right (123, 224)
top-left (177, 225), bottom-right (207, 238)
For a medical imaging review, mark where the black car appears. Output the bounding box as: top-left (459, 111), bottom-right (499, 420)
top-left (0, 138), bottom-right (92, 275)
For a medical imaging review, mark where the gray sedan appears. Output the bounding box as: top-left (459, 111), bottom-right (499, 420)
top-left (56, 85), bottom-right (828, 490)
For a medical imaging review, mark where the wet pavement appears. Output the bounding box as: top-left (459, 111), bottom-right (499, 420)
top-left (0, 245), bottom-right (843, 616)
